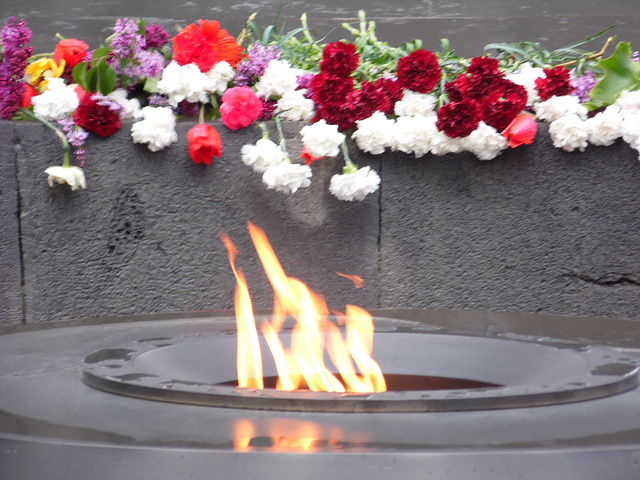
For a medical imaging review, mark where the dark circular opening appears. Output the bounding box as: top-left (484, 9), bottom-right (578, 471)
top-left (218, 374), bottom-right (502, 391)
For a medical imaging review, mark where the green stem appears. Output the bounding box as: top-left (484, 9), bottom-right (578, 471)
top-left (20, 108), bottom-right (70, 167)
top-left (340, 140), bottom-right (358, 174)
top-left (198, 104), bottom-right (205, 124)
top-left (300, 13), bottom-right (315, 45)
top-left (256, 122), bottom-right (270, 139)
top-left (274, 115), bottom-right (289, 158)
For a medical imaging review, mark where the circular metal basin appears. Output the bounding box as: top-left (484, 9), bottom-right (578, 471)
top-left (82, 322), bottom-right (640, 412)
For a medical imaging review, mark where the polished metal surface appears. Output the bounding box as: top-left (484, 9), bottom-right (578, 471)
top-left (82, 326), bottom-right (639, 412)
top-left (3, 310), bottom-right (640, 479)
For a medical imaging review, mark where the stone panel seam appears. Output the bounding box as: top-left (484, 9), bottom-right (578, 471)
top-left (10, 123), bottom-right (26, 324)
top-left (562, 271), bottom-right (640, 287)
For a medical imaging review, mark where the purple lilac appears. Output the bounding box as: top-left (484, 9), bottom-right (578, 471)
top-left (234, 44), bottom-right (280, 86)
top-left (148, 94), bottom-right (169, 107)
top-left (144, 23), bottom-right (170, 49)
top-left (296, 72), bottom-right (314, 98)
top-left (124, 50), bottom-right (165, 79)
top-left (571, 70), bottom-right (597, 104)
top-left (107, 18), bottom-right (146, 74)
top-left (632, 51), bottom-right (640, 63)
top-left (92, 93), bottom-right (126, 117)
top-left (0, 17), bottom-right (33, 119)
top-left (57, 117), bottom-right (89, 166)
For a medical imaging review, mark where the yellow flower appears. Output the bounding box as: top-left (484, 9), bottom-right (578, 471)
top-left (25, 58), bottom-right (66, 91)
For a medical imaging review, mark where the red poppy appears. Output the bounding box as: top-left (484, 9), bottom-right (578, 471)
top-left (172, 19), bottom-right (243, 72)
top-left (219, 86), bottom-right (263, 130)
top-left (73, 95), bottom-right (121, 137)
top-left (53, 38), bottom-right (89, 68)
top-left (20, 83), bottom-right (39, 109)
top-left (501, 113), bottom-right (537, 148)
top-left (187, 123), bottom-right (222, 164)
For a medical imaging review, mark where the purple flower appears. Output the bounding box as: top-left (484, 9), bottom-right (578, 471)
top-left (125, 50), bottom-right (165, 79)
top-left (0, 17), bottom-right (33, 119)
top-left (145, 23), bottom-right (170, 49)
top-left (571, 71), bottom-right (597, 104)
top-left (57, 117), bottom-right (89, 166)
top-left (234, 44), bottom-right (280, 87)
top-left (107, 18), bottom-right (146, 74)
top-left (148, 94), bottom-right (169, 107)
top-left (296, 73), bottom-right (315, 98)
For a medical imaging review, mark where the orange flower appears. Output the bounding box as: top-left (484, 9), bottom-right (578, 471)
top-left (172, 19), bottom-right (243, 72)
top-left (501, 113), bottom-right (537, 148)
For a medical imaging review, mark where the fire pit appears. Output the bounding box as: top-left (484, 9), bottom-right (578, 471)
top-left (3, 309), bottom-right (640, 480)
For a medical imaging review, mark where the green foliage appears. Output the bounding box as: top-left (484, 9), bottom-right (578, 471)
top-left (584, 41), bottom-right (640, 111)
top-left (72, 47), bottom-right (118, 95)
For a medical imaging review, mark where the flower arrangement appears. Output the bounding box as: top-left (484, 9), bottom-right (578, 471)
top-left (1, 12), bottom-right (639, 201)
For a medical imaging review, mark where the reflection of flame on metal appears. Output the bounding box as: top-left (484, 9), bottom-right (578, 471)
top-left (233, 419), bottom-right (368, 453)
top-left (222, 222), bottom-right (386, 393)
top-left (336, 272), bottom-right (365, 289)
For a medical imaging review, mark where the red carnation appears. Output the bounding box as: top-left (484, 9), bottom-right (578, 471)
top-left (73, 95), bottom-right (121, 137)
top-left (54, 38), bottom-right (89, 68)
top-left (436, 99), bottom-right (481, 138)
top-left (482, 80), bottom-right (528, 131)
top-left (535, 66), bottom-right (574, 101)
top-left (466, 56), bottom-right (500, 76)
top-left (172, 19), bottom-right (243, 72)
top-left (320, 41), bottom-right (359, 77)
top-left (397, 49), bottom-right (441, 94)
top-left (375, 77), bottom-right (403, 114)
top-left (187, 123), bottom-right (222, 164)
top-left (311, 71), bottom-right (354, 107)
top-left (219, 86), bottom-right (263, 130)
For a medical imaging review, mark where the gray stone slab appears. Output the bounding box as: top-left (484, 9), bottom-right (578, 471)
top-left (380, 123), bottom-right (640, 320)
top-left (0, 121), bottom-right (23, 325)
top-left (15, 121), bottom-right (380, 323)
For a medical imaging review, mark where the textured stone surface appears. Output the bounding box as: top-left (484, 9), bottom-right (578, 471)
top-left (4, 120), bottom-right (640, 323)
top-left (380, 123), bottom-right (640, 320)
top-left (15, 121), bottom-right (380, 323)
top-left (0, 122), bottom-right (23, 325)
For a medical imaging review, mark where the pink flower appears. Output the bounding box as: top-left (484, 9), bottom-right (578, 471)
top-left (219, 86), bottom-right (262, 130)
top-left (501, 113), bottom-right (537, 148)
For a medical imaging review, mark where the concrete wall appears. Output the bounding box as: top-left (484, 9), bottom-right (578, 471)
top-left (2, 120), bottom-right (639, 325)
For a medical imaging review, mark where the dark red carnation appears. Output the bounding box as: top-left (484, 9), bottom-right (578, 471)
top-left (436, 99), bottom-right (481, 138)
top-left (73, 95), bottom-right (122, 137)
top-left (320, 41), bottom-right (359, 77)
top-left (481, 80), bottom-right (528, 131)
top-left (257, 99), bottom-right (277, 121)
top-left (466, 56), bottom-right (500, 76)
top-left (311, 71), bottom-right (353, 107)
top-left (374, 77), bottom-right (403, 114)
top-left (535, 66), bottom-right (574, 101)
top-left (397, 49), bottom-right (441, 94)
top-left (455, 70), bottom-right (504, 107)
top-left (445, 75), bottom-right (466, 102)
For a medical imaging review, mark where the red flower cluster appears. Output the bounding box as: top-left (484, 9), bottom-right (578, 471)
top-left (437, 56), bottom-right (527, 137)
top-left (73, 95), bottom-right (121, 137)
top-left (535, 66), bottom-right (574, 101)
top-left (396, 49), bottom-right (441, 93)
top-left (54, 38), bottom-right (89, 69)
top-left (172, 19), bottom-right (243, 72)
top-left (311, 41), bottom-right (398, 131)
top-left (187, 123), bottom-right (222, 164)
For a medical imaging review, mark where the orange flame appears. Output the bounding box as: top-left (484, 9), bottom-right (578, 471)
top-left (222, 222), bottom-right (386, 393)
top-left (337, 272), bottom-right (365, 288)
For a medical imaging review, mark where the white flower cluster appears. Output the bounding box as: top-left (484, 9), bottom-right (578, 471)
top-left (537, 92), bottom-right (640, 155)
top-left (32, 78), bottom-right (79, 121)
top-left (300, 120), bottom-right (345, 158)
top-left (351, 90), bottom-right (508, 161)
top-left (130, 106), bottom-right (178, 152)
top-left (255, 60), bottom-right (303, 99)
top-left (329, 166), bottom-right (380, 201)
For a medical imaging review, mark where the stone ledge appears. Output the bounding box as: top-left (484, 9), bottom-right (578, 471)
top-left (1, 120), bottom-right (639, 324)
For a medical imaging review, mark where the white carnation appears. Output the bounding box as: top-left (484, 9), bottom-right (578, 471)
top-left (506, 63), bottom-right (544, 107)
top-left (107, 89), bottom-right (142, 119)
top-left (428, 129), bottom-right (465, 156)
top-left (300, 119), bottom-right (345, 158)
top-left (615, 90), bottom-right (640, 116)
top-left (44, 165), bottom-right (86, 190)
top-left (255, 60), bottom-right (302, 99)
top-left (621, 113), bottom-right (640, 151)
top-left (130, 106), bottom-right (178, 152)
top-left (585, 105), bottom-right (622, 146)
top-left (352, 111), bottom-right (395, 155)
top-left (241, 138), bottom-right (286, 173)
top-left (391, 115), bottom-right (439, 158)
top-left (262, 161), bottom-right (312, 194)
top-left (157, 61), bottom-right (209, 107)
top-left (394, 90), bottom-right (437, 117)
top-left (459, 122), bottom-right (508, 160)
top-left (32, 78), bottom-right (79, 121)
top-left (534, 95), bottom-right (588, 123)
top-left (205, 61), bottom-right (235, 95)
top-left (548, 114), bottom-right (588, 152)
top-left (275, 90), bottom-right (315, 121)
top-left (329, 166), bottom-right (381, 201)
